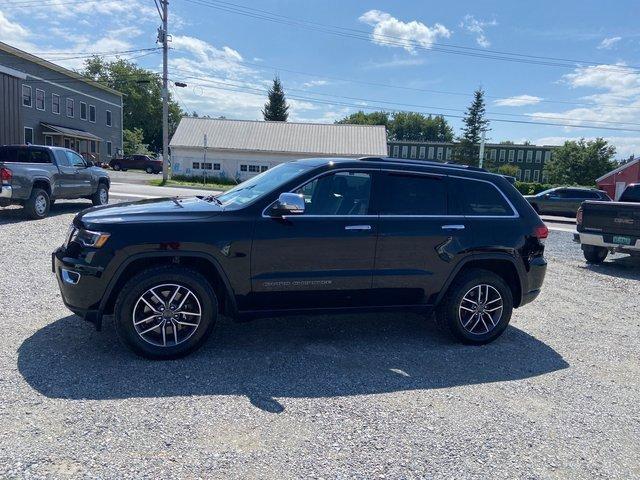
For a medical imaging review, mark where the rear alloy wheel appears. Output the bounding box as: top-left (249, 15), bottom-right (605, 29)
top-left (24, 188), bottom-right (50, 220)
top-left (146, 166), bottom-right (154, 174)
top-left (112, 163), bottom-right (121, 171)
top-left (436, 269), bottom-right (513, 345)
top-left (583, 245), bottom-right (608, 264)
top-left (115, 266), bottom-right (217, 359)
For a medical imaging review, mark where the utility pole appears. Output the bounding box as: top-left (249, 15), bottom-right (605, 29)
top-left (478, 129), bottom-right (486, 169)
top-left (158, 0), bottom-right (170, 183)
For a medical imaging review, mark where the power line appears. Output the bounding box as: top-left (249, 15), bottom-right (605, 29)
top-left (182, 0), bottom-right (640, 73)
top-left (168, 75), bottom-right (640, 132)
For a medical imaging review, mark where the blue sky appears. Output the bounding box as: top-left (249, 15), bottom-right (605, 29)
top-left (1, 0), bottom-right (639, 157)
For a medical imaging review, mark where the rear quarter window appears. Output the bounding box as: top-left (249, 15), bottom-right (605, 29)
top-left (449, 177), bottom-right (514, 216)
top-left (619, 186), bottom-right (640, 202)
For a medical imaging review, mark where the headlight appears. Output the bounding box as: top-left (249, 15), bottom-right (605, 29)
top-left (70, 228), bottom-right (111, 248)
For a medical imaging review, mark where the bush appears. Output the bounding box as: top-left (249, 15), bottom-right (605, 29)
top-left (171, 173), bottom-right (238, 186)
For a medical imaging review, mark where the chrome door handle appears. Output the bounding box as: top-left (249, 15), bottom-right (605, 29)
top-left (345, 225), bottom-right (372, 231)
top-left (441, 224), bottom-right (465, 230)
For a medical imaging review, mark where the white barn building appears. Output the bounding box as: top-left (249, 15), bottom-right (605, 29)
top-left (169, 117), bottom-right (388, 180)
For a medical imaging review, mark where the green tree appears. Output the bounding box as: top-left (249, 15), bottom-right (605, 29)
top-left (262, 76), bottom-right (289, 121)
top-left (81, 56), bottom-right (184, 153)
top-left (545, 138), bottom-right (616, 185)
top-left (123, 127), bottom-right (152, 155)
top-left (336, 110), bottom-right (453, 142)
top-left (497, 163), bottom-right (519, 177)
top-left (335, 110), bottom-right (390, 128)
top-left (455, 88), bottom-right (490, 166)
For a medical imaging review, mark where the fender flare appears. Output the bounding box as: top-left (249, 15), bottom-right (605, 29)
top-left (29, 177), bottom-right (52, 197)
top-left (434, 252), bottom-right (524, 307)
top-left (97, 250), bottom-right (238, 318)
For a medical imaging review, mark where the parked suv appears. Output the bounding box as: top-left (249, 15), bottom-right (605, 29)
top-left (0, 145), bottom-right (110, 219)
top-left (524, 187), bottom-right (610, 216)
top-left (52, 157), bottom-right (548, 359)
top-left (109, 155), bottom-right (162, 174)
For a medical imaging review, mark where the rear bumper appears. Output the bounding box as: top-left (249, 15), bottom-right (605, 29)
top-left (0, 185), bottom-right (12, 198)
top-left (520, 255), bottom-right (547, 307)
top-left (574, 232), bottom-right (640, 252)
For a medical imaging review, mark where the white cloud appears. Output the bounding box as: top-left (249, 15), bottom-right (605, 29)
top-left (363, 56), bottom-right (426, 69)
top-left (302, 79), bottom-right (328, 88)
top-left (0, 11), bottom-right (33, 50)
top-left (597, 36), bottom-right (622, 50)
top-left (534, 136), bottom-right (640, 159)
top-left (459, 14), bottom-right (497, 48)
top-left (359, 10), bottom-right (451, 54)
top-left (494, 95), bottom-right (543, 107)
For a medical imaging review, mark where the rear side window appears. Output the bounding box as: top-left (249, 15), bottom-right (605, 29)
top-left (0, 147), bottom-right (17, 162)
top-left (620, 186), bottom-right (640, 202)
top-left (29, 150), bottom-right (52, 164)
top-left (378, 173), bottom-right (447, 215)
top-left (0, 147), bottom-right (51, 163)
top-left (449, 178), bottom-right (514, 216)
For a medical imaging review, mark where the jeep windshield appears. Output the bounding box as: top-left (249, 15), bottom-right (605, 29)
top-left (213, 162), bottom-right (316, 209)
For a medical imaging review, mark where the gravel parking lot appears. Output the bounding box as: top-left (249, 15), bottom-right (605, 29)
top-left (1, 200), bottom-right (639, 479)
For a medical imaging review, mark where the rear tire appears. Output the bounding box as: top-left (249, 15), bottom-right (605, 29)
top-left (24, 188), bottom-right (50, 220)
top-left (114, 266), bottom-right (218, 359)
top-left (112, 163), bottom-right (121, 171)
top-left (436, 269), bottom-right (513, 345)
top-left (91, 183), bottom-right (109, 206)
top-left (583, 245), bottom-right (608, 264)
top-left (146, 166), bottom-right (153, 174)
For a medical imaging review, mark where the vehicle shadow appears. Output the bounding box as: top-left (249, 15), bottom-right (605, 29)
top-left (0, 202), bottom-right (91, 225)
top-left (18, 313), bottom-right (568, 412)
top-left (581, 255), bottom-right (640, 281)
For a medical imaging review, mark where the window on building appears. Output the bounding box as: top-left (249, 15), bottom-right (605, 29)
top-left (213, 163), bottom-right (221, 170)
top-left (378, 173), bottom-right (447, 215)
top-left (90, 141), bottom-right (96, 153)
top-left (542, 171), bottom-right (549, 183)
top-left (240, 165), bottom-right (247, 172)
top-left (202, 163), bottom-right (212, 170)
top-left (192, 162), bottom-right (200, 169)
top-left (508, 150), bottom-right (515, 161)
top-left (106, 110), bottom-right (112, 127)
top-left (517, 150), bottom-right (524, 162)
top-left (526, 150), bottom-right (533, 162)
top-left (80, 102), bottom-right (87, 120)
top-left (428, 146), bottom-right (435, 159)
top-left (499, 149), bottom-right (506, 161)
top-left (89, 105), bottom-right (96, 123)
top-left (107, 141), bottom-right (112, 156)
top-left (248, 165), bottom-right (260, 173)
top-left (535, 150), bottom-right (542, 163)
top-left (66, 98), bottom-right (74, 117)
top-left (544, 151), bottom-right (551, 162)
top-left (392, 145), bottom-right (399, 157)
top-left (533, 170), bottom-right (540, 182)
top-left (445, 147), bottom-right (452, 161)
top-left (24, 127), bottom-right (33, 144)
top-left (44, 135), bottom-right (53, 146)
top-left (410, 146), bottom-right (417, 159)
top-left (418, 146), bottom-right (426, 159)
top-left (295, 171), bottom-right (371, 216)
top-left (260, 165), bottom-right (268, 172)
top-left (401, 146), bottom-right (408, 158)
top-left (22, 85), bottom-right (32, 107)
top-left (524, 169), bottom-right (531, 181)
top-left (449, 178), bottom-right (513, 216)
top-left (35, 89), bottom-right (45, 111)
top-left (436, 147), bottom-right (443, 161)
top-left (490, 149), bottom-right (497, 161)
top-left (52, 94), bottom-right (60, 114)
top-left (516, 169), bottom-right (522, 181)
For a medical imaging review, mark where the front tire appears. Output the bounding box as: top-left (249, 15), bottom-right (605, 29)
top-left (114, 266), bottom-right (218, 359)
top-left (91, 183), bottom-right (109, 206)
top-left (436, 269), bottom-right (513, 345)
top-left (145, 166), bottom-right (154, 174)
top-left (112, 163), bottom-right (121, 171)
top-left (583, 245), bottom-right (608, 264)
top-left (24, 188), bottom-right (50, 219)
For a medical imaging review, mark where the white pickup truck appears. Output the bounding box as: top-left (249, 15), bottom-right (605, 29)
top-left (575, 184), bottom-right (640, 263)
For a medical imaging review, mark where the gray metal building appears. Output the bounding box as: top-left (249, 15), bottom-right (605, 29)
top-left (0, 41), bottom-right (123, 163)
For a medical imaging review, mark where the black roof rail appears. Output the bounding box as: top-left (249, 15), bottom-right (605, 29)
top-left (357, 156), bottom-right (487, 172)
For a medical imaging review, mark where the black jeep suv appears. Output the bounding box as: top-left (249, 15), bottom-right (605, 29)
top-left (53, 157), bottom-right (548, 359)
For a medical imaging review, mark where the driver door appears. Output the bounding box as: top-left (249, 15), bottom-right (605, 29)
top-left (65, 150), bottom-right (93, 196)
top-left (250, 169), bottom-right (378, 310)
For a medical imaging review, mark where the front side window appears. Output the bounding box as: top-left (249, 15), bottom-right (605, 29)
top-left (52, 94), bottom-right (60, 114)
top-left (378, 173), bottom-right (446, 216)
top-left (449, 178), bottom-right (514, 216)
top-left (294, 171), bottom-right (371, 216)
top-left (35, 89), bottom-right (45, 110)
top-left (22, 85), bottom-right (32, 107)
top-left (65, 150), bottom-right (86, 167)
top-left (89, 105), bottom-right (96, 123)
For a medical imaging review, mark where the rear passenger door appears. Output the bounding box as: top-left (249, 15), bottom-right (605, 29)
top-left (372, 171), bottom-right (453, 305)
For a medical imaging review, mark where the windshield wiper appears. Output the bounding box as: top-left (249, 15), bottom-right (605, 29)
top-left (203, 194), bottom-right (222, 205)
top-left (172, 197), bottom-right (184, 208)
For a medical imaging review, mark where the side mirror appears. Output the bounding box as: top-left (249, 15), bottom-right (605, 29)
top-left (543, 193), bottom-right (551, 199)
top-left (85, 160), bottom-right (94, 167)
top-left (270, 192), bottom-right (305, 217)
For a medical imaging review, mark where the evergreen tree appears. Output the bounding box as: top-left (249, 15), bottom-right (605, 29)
top-left (455, 88), bottom-right (490, 166)
top-left (262, 76), bottom-right (289, 121)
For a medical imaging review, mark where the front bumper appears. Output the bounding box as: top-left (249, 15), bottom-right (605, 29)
top-left (574, 232), bottom-right (640, 253)
top-left (52, 247), bottom-right (107, 329)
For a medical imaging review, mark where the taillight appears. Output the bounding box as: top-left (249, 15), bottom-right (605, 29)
top-left (576, 207), bottom-right (583, 226)
top-left (533, 224), bottom-right (549, 241)
top-left (0, 167), bottom-right (11, 183)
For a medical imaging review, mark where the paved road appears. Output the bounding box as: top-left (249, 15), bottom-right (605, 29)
top-left (107, 170), bottom-right (221, 200)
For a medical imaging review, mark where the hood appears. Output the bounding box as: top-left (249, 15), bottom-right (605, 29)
top-left (75, 196), bottom-right (222, 228)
